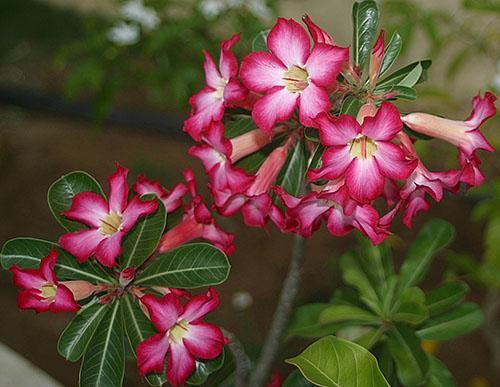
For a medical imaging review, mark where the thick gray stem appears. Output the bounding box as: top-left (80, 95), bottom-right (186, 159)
top-left (222, 329), bottom-right (252, 387)
top-left (249, 234), bottom-right (306, 387)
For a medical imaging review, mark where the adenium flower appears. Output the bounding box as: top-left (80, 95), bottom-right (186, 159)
top-left (9, 249), bottom-right (80, 313)
top-left (402, 92), bottom-right (497, 187)
top-left (157, 169), bottom-right (235, 255)
top-left (133, 175), bottom-right (187, 213)
top-left (308, 102), bottom-right (417, 203)
top-left (137, 288), bottom-right (225, 386)
top-left (59, 164), bottom-right (158, 267)
top-left (239, 17), bottom-right (349, 133)
top-left (184, 35), bottom-right (247, 141)
top-left (369, 30), bottom-right (385, 89)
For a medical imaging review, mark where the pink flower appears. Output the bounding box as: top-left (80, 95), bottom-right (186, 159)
top-left (9, 249), bottom-right (80, 313)
top-left (239, 18), bottom-right (349, 134)
top-left (157, 169), bottom-right (235, 255)
top-left (59, 164), bottom-right (158, 267)
top-left (302, 15), bottom-right (334, 45)
top-left (184, 35), bottom-right (248, 141)
top-left (309, 102), bottom-right (417, 202)
top-left (402, 92), bottom-right (497, 187)
top-left (369, 30), bottom-right (385, 88)
top-left (133, 175), bottom-right (188, 213)
top-left (136, 288), bottom-right (225, 387)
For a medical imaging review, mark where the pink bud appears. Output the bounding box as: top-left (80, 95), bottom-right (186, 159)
top-left (357, 101), bottom-right (378, 123)
top-left (61, 280), bottom-right (103, 301)
top-left (230, 125), bottom-right (287, 163)
top-left (369, 30), bottom-right (385, 88)
top-left (119, 267), bottom-right (136, 287)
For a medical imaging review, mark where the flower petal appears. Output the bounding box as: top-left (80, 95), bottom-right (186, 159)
top-left (252, 87), bottom-right (298, 134)
top-left (219, 34), bottom-right (240, 80)
top-left (240, 52), bottom-right (286, 93)
top-left (59, 229), bottom-right (106, 263)
top-left (40, 249), bottom-right (58, 284)
top-left (345, 158), bottom-right (385, 202)
top-left (374, 141), bottom-right (416, 180)
top-left (51, 284), bottom-right (80, 312)
top-left (10, 266), bottom-right (46, 290)
top-left (315, 113), bottom-right (360, 146)
top-left (267, 18), bottom-right (310, 67)
top-left (298, 82), bottom-right (331, 127)
top-left (166, 342), bottom-right (196, 387)
top-left (141, 294), bottom-right (182, 333)
top-left (137, 332), bottom-right (169, 376)
top-left (17, 290), bottom-right (51, 312)
top-left (303, 15), bottom-right (334, 45)
top-left (181, 288), bottom-right (219, 323)
top-left (305, 44), bottom-right (349, 87)
top-left (362, 102), bottom-right (402, 141)
top-left (63, 192), bottom-right (109, 228)
top-left (93, 231), bottom-right (124, 267)
top-left (108, 164), bottom-right (129, 213)
top-left (121, 195), bottom-right (158, 231)
top-left (202, 50), bottom-right (222, 89)
top-left (307, 146), bottom-right (352, 181)
top-left (183, 322), bottom-right (224, 360)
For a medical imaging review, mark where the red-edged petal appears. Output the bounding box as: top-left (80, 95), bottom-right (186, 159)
top-left (240, 52), bottom-right (286, 93)
top-left (307, 146), bottom-right (352, 181)
top-left (63, 192), bottom-right (109, 228)
top-left (166, 342), bottom-right (196, 387)
top-left (40, 249), bottom-right (58, 284)
top-left (183, 93), bottom-right (225, 141)
top-left (374, 141), bottom-right (416, 180)
top-left (141, 294), bottom-right (182, 332)
top-left (121, 195), bottom-right (158, 231)
top-left (50, 284), bottom-right (80, 312)
top-left (59, 229), bottom-right (106, 263)
top-left (181, 288), bottom-right (219, 323)
top-left (108, 164), bottom-right (129, 213)
top-left (183, 322), bottom-right (224, 360)
top-left (302, 15), bottom-right (334, 45)
top-left (93, 232), bottom-right (124, 267)
top-left (200, 223), bottom-right (235, 255)
top-left (466, 91), bottom-right (497, 128)
top-left (267, 18), bottom-right (310, 67)
top-left (362, 102), bottom-right (402, 141)
top-left (252, 87), bottom-right (298, 134)
top-left (223, 78), bottom-right (247, 103)
top-left (345, 158), bottom-right (384, 202)
top-left (10, 266), bottom-right (45, 290)
top-left (137, 332), bottom-right (169, 376)
top-left (315, 113), bottom-right (360, 146)
top-left (17, 290), bottom-right (51, 312)
top-left (202, 50), bottom-right (223, 89)
top-left (298, 82), bottom-right (331, 127)
top-left (219, 34), bottom-right (240, 80)
top-left (305, 44), bottom-right (348, 87)
top-left (241, 194), bottom-right (272, 228)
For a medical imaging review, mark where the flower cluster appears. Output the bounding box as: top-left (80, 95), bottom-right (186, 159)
top-left (185, 16), bottom-right (497, 245)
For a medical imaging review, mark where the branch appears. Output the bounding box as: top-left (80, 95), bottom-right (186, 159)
top-left (222, 329), bottom-right (252, 387)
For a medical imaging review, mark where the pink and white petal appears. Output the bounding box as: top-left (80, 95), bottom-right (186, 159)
top-left (458, 152), bottom-right (485, 188)
top-left (306, 44), bottom-right (349, 87)
top-left (292, 198), bottom-right (331, 237)
top-left (298, 82), bottom-right (331, 127)
top-left (223, 79), bottom-right (248, 103)
top-left (121, 195), bottom-right (159, 231)
top-left (189, 145), bottom-right (224, 173)
top-left (93, 232), bottom-right (124, 267)
top-left (166, 342), bottom-right (196, 387)
top-left (345, 158), bottom-right (385, 202)
top-left (307, 146), bottom-right (352, 181)
top-left (201, 223), bottom-right (235, 256)
top-left (315, 113), bottom-right (360, 146)
top-left (164, 183), bottom-right (189, 213)
top-left (40, 249), bottom-right (58, 284)
top-left (108, 164), bottom-right (129, 214)
top-left (252, 87), bottom-right (298, 134)
top-left (375, 141), bottom-right (416, 180)
top-left (239, 52), bottom-right (286, 93)
top-left (137, 333), bottom-right (169, 376)
top-left (267, 18), bottom-right (310, 68)
top-left (17, 290), bottom-right (51, 312)
top-left (183, 100), bottom-right (225, 142)
top-left (466, 92), bottom-right (497, 128)
top-left (141, 294), bottom-right (183, 332)
top-left (241, 194), bottom-right (271, 228)
top-left (303, 15), bottom-right (334, 45)
top-left (9, 265), bottom-right (46, 290)
top-left (181, 288), bottom-right (219, 323)
top-left (51, 284), bottom-right (80, 313)
top-left (183, 322), bottom-right (224, 360)
top-left (59, 229), bottom-right (106, 263)
top-left (351, 205), bottom-right (389, 246)
top-left (133, 174), bottom-right (167, 199)
top-left (362, 102), bottom-right (403, 141)
top-left (63, 192), bottom-right (109, 228)
top-left (403, 192), bottom-right (429, 228)
top-left (325, 207), bottom-right (352, 237)
top-left (219, 34), bottom-right (240, 80)
top-left (202, 50), bottom-right (223, 89)
top-left (218, 194), bottom-right (246, 215)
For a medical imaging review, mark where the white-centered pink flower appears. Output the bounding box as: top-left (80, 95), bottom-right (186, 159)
top-left (239, 17), bottom-right (349, 134)
top-left (59, 164), bottom-right (158, 267)
top-left (309, 102), bottom-right (417, 202)
top-left (184, 35), bottom-right (248, 141)
top-left (137, 289), bottom-right (225, 387)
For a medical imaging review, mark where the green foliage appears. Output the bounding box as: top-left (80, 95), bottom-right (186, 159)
top-left (288, 219), bottom-right (482, 386)
top-left (352, 0), bottom-right (380, 70)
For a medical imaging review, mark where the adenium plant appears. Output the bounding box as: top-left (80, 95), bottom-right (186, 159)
top-left (1, 1), bottom-right (497, 386)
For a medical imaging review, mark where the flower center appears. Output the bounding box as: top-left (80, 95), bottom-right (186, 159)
top-left (41, 283), bottom-right (57, 301)
top-left (100, 211), bottom-right (123, 236)
top-left (349, 135), bottom-right (378, 159)
top-left (283, 65), bottom-right (309, 93)
top-left (214, 79), bottom-right (228, 100)
top-left (318, 199), bottom-right (339, 209)
top-left (169, 319), bottom-right (189, 344)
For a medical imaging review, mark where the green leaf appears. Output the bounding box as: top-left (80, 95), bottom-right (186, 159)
top-left (393, 287), bottom-right (429, 325)
top-left (187, 350), bottom-right (225, 385)
top-left (287, 304), bottom-right (346, 339)
top-left (319, 305), bottom-right (379, 324)
top-left (283, 370), bottom-right (314, 387)
top-left (121, 196), bottom-right (166, 269)
top-left (121, 295), bottom-right (166, 386)
top-left (374, 85), bottom-right (417, 100)
top-left (1, 237), bottom-right (112, 284)
top-left (48, 171), bottom-right (105, 232)
top-left (417, 302), bottom-right (483, 341)
top-left (340, 96), bottom-right (362, 116)
top-left (376, 60), bottom-right (432, 90)
top-left (379, 32), bottom-right (402, 77)
top-left (80, 301), bottom-right (125, 387)
top-left (352, 0), bottom-right (380, 70)
top-left (354, 327), bottom-right (385, 350)
top-left (58, 301), bottom-right (109, 362)
top-left (135, 243), bottom-right (230, 288)
top-left (387, 325), bottom-right (429, 387)
top-left (252, 30), bottom-right (270, 52)
top-left (426, 356), bottom-right (456, 387)
top-left (398, 219), bottom-right (455, 294)
top-left (276, 140), bottom-right (306, 196)
top-left (286, 336), bottom-right (389, 387)
top-left (426, 281), bottom-right (469, 316)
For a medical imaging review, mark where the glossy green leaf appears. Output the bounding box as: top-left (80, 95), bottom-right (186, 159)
top-left (287, 303), bottom-right (346, 338)
top-left (1, 237), bottom-right (112, 284)
top-left (135, 243), bottom-right (230, 288)
top-left (320, 305), bottom-right (379, 324)
top-left (48, 171), bottom-right (105, 232)
top-left (426, 356), bottom-right (456, 387)
top-left (276, 140), bottom-right (306, 196)
top-left (58, 301), bottom-right (109, 362)
top-left (286, 336), bottom-right (389, 386)
top-left (354, 327), bottom-right (385, 350)
top-left (80, 301), bottom-right (125, 387)
top-left (187, 350), bottom-right (225, 385)
top-left (340, 96), bottom-right (362, 116)
top-left (379, 32), bottom-right (402, 76)
top-left (352, 0), bottom-right (380, 69)
top-left (121, 295), bottom-right (166, 386)
top-left (252, 30), bottom-right (270, 52)
top-left (393, 287), bottom-right (428, 325)
top-left (426, 281), bottom-right (469, 316)
top-left (283, 370), bottom-right (314, 387)
top-left (121, 196), bottom-right (166, 269)
top-left (224, 114), bottom-right (257, 138)
top-left (387, 325), bottom-right (429, 387)
top-left (376, 60), bottom-right (432, 90)
top-left (417, 302), bottom-right (483, 341)
top-left (398, 219), bottom-right (455, 294)
top-left (374, 85), bottom-right (417, 100)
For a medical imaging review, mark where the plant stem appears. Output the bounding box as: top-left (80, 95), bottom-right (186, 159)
top-left (222, 329), bottom-right (252, 387)
top-left (249, 234), bottom-right (306, 387)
